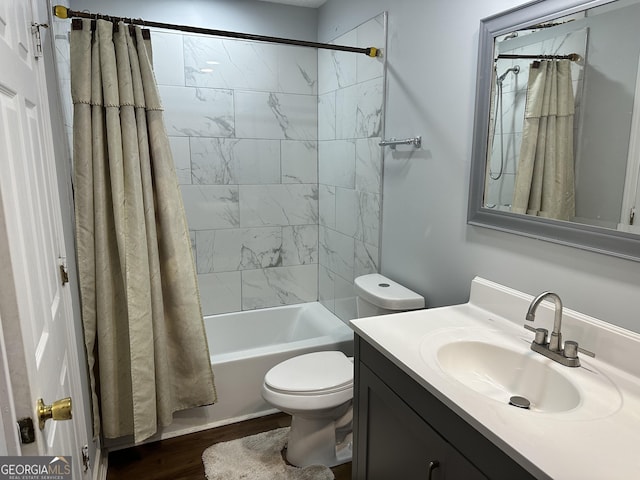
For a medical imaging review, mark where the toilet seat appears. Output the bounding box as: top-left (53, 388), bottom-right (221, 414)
top-left (262, 351), bottom-right (353, 411)
top-left (264, 351), bottom-right (353, 394)
top-left (265, 382), bottom-right (352, 396)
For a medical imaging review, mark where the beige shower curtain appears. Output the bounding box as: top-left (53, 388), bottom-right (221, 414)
top-left (70, 19), bottom-right (216, 442)
top-left (512, 60), bottom-right (575, 220)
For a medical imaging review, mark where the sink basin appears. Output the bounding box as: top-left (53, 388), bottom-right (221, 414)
top-left (436, 341), bottom-right (580, 412)
top-left (419, 326), bottom-right (622, 419)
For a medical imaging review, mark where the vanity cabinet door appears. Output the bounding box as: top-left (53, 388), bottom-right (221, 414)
top-left (356, 363), bottom-right (486, 480)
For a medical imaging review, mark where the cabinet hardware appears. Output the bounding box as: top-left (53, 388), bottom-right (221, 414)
top-left (427, 460), bottom-right (440, 479)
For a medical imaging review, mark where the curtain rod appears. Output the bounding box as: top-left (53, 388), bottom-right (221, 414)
top-left (52, 5), bottom-right (379, 58)
top-left (496, 53), bottom-right (582, 62)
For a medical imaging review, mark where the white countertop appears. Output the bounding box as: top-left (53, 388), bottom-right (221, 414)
top-left (350, 277), bottom-right (640, 480)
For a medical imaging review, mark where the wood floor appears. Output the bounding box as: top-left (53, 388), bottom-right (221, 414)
top-left (106, 413), bottom-right (352, 480)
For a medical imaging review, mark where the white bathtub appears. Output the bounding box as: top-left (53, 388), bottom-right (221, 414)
top-left (159, 302), bottom-right (353, 441)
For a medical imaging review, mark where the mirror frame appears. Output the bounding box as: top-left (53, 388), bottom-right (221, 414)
top-left (468, 0), bottom-right (640, 262)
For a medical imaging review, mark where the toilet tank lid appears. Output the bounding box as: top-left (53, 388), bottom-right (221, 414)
top-left (354, 273), bottom-right (425, 310)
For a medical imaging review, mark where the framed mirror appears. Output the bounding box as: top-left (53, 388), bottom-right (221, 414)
top-left (468, 0), bottom-right (640, 261)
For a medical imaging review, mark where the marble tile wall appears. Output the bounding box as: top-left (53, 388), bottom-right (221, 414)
top-left (317, 14), bottom-right (386, 320)
top-left (153, 32), bottom-right (319, 314)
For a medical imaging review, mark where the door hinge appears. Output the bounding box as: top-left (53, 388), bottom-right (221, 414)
top-left (31, 23), bottom-right (49, 59)
top-left (630, 206), bottom-right (636, 226)
top-left (59, 263), bottom-right (69, 285)
top-left (82, 445), bottom-right (90, 472)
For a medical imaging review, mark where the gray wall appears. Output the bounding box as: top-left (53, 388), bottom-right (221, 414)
top-left (319, 0), bottom-right (640, 334)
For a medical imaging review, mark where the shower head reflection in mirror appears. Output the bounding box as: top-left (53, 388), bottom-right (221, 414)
top-left (488, 65), bottom-right (520, 184)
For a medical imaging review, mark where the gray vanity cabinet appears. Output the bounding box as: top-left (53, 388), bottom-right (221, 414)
top-left (353, 336), bottom-right (537, 480)
top-left (356, 362), bottom-right (486, 479)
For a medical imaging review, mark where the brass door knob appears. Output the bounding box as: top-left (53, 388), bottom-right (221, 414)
top-left (37, 397), bottom-right (72, 430)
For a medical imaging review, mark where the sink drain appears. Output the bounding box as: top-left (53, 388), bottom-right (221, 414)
top-left (509, 395), bottom-right (531, 409)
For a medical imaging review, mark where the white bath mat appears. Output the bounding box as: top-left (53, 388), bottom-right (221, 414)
top-left (202, 427), bottom-right (335, 480)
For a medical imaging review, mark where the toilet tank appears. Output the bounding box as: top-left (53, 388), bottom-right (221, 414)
top-left (354, 274), bottom-right (425, 318)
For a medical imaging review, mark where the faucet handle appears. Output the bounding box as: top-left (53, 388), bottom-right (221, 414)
top-left (523, 324), bottom-right (548, 345)
top-left (578, 345), bottom-right (596, 358)
top-left (564, 340), bottom-right (596, 359)
top-left (564, 340), bottom-right (578, 359)
top-left (534, 328), bottom-right (548, 345)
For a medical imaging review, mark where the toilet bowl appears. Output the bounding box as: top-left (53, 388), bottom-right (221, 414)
top-left (261, 274), bottom-right (424, 468)
top-left (262, 351), bottom-right (354, 467)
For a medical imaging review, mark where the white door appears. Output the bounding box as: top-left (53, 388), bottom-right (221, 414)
top-left (620, 49), bottom-right (640, 234)
top-left (0, 0), bottom-right (89, 477)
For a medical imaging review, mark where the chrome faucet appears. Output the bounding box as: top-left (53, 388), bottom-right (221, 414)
top-left (524, 291), bottom-right (595, 367)
top-left (526, 292), bottom-right (563, 352)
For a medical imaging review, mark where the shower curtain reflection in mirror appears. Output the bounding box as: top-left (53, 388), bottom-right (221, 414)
top-left (512, 59), bottom-right (575, 220)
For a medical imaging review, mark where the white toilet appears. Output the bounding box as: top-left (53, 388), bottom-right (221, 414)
top-left (261, 273), bottom-right (425, 468)
top-left (354, 273), bottom-right (426, 318)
